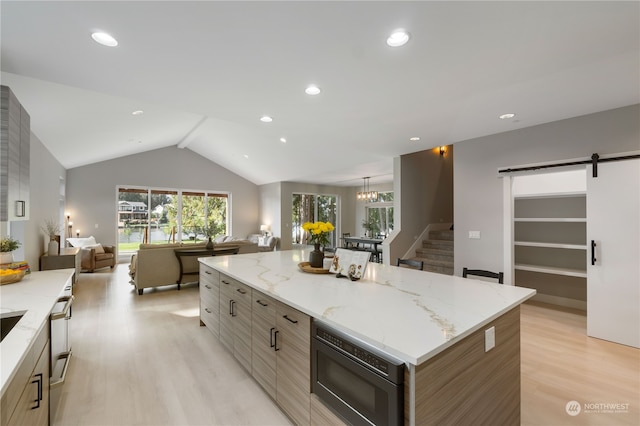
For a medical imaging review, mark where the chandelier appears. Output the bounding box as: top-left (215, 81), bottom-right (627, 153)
top-left (357, 177), bottom-right (378, 202)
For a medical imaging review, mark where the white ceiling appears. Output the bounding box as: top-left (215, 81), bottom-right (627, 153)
top-left (1, 1), bottom-right (638, 187)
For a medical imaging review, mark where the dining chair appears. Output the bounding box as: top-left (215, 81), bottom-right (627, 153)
top-left (396, 258), bottom-right (423, 270)
top-left (462, 267), bottom-right (504, 284)
top-left (342, 233), bottom-right (353, 249)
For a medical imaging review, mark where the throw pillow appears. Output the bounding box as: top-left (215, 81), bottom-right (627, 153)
top-left (84, 243), bottom-right (105, 254)
top-left (66, 236), bottom-right (97, 247)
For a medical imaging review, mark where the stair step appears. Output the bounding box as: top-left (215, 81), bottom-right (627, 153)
top-left (415, 247), bottom-right (453, 262)
top-left (413, 257), bottom-right (454, 275)
top-left (428, 230), bottom-right (453, 241)
top-left (422, 239), bottom-right (453, 250)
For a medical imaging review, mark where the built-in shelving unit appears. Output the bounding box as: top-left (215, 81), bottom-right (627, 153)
top-left (510, 169), bottom-right (588, 309)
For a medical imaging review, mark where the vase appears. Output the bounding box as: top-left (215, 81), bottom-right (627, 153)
top-left (308, 243), bottom-right (324, 268)
top-left (206, 237), bottom-right (214, 250)
top-left (48, 239), bottom-right (59, 256)
top-left (0, 252), bottom-right (14, 264)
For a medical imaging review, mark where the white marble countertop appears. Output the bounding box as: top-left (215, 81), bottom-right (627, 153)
top-left (200, 249), bottom-right (536, 365)
top-left (0, 269), bottom-right (74, 398)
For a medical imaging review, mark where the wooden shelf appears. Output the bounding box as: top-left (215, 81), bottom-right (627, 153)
top-left (515, 263), bottom-right (587, 278)
top-left (514, 218), bottom-right (586, 223)
top-left (514, 241), bottom-right (587, 250)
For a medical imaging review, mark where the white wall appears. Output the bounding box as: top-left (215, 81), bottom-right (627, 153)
top-left (454, 104), bottom-right (640, 277)
top-left (66, 146), bottom-right (259, 250)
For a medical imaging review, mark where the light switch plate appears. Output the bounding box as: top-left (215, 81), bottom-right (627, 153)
top-left (485, 326), bottom-right (495, 352)
top-left (469, 230), bottom-right (481, 239)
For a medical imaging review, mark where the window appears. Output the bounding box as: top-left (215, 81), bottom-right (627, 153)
top-left (292, 193), bottom-right (338, 247)
top-left (117, 187), bottom-right (228, 255)
top-left (365, 191), bottom-right (394, 237)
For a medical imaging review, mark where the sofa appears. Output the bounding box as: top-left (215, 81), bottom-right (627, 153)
top-left (129, 238), bottom-right (258, 295)
top-left (247, 234), bottom-right (278, 252)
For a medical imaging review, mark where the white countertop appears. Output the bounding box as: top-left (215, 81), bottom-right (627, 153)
top-left (0, 269), bottom-right (74, 398)
top-left (200, 250), bottom-right (536, 365)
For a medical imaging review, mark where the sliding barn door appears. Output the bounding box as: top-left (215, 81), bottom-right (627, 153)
top-left (587, 159), bottom-right (640, 348)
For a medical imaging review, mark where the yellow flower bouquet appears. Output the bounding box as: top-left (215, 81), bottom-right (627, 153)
top-left (302, 221), bottom-right (335, 247)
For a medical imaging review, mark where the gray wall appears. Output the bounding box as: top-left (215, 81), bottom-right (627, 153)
top-left (454, 104), bottom-right (640, 277)
top-left (389, 147), bottom-right (454, 263)
top-left (3, 132), bottom-right (66, 269)
top-left (66, 146), bottom-right (259, 250)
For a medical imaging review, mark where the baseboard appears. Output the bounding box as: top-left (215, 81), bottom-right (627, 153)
top-left (529, 292), bottom-right (586, 311)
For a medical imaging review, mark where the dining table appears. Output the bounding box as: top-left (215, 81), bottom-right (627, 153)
top-left (341, 236), bottom-right (384, 262)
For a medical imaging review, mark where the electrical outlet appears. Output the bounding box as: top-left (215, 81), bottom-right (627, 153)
top-left (485, 326), bottom-right (495, 352)
top-left (95, 223), bottom-right (99, 229)
top-left (469, 231), bottom-right (481, 239)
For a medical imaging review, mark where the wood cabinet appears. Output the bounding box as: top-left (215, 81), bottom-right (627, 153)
top-left (1, 322), bottom-right (49, 426)
top-left (219, 274), bottom-right (252, 372)
top-left (250, 289), bottom-right (312, 425)
top-left (275, 300), bottom-right (311, 426)
top-left (0, 85), bottom-right (30, 222)
top-left (199, 265), bottom-right (220, 337)
top-left (251, 290), bottom-right (277, 399)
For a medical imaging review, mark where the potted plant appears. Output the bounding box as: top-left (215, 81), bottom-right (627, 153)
top-left (302, 221), bottom-right (335, 268)
top-left (0, 236), bottom-right (21, 264)
top-left (41, 218), bottom-right (62, 255)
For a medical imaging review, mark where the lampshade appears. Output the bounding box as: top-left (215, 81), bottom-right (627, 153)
top-left (260, 224), bottom-right (270, 232)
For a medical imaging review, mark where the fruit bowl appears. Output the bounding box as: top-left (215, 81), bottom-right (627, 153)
top-left (0, 269), bottom-right (25, 285)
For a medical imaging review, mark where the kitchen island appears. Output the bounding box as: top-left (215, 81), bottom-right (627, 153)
top-left (200, 250), bottom-right (536, 425)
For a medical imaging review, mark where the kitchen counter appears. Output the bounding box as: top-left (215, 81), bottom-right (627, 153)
top-left (199, 249), bottom-right (536, 366)
top-left (0, 269), bottom-right (74, 398)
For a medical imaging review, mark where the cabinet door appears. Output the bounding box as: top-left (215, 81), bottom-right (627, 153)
top-left (587, 159), bottom-right (640, 348)
top-left (8, 341), bottom-right (50, 426)
top-left (233, 282), bottom-right (252, 372)
top-left (276, 301), bottom-right (311, 426)
top-left (251, 291), bottom-right (277, 399)
top-left (219, 277), bottom-right (234, 352)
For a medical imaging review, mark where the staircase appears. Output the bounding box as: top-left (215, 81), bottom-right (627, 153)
top-left (413, 229), bottom-right (454, 275)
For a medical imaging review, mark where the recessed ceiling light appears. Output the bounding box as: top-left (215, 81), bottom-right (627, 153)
top-left (305, 85), bottom-right (321, 95)
top-left (499, 113), bottom-right (516, 120)
top-left (260, 116), bottom-right (273, 123)
top-left (132, 110), bottom-right (144, 116)
top-left (387, 29), bottom-right (410, 47)
top-left (280, 137), bottom-right (287, 143)
top-left (91, 32), bottom-right (118, 47)
top-left (410, 137), bottom-right (420, 141)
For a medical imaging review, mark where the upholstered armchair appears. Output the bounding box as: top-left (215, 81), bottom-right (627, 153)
top-left (67, 236), bottom-right (116, 272)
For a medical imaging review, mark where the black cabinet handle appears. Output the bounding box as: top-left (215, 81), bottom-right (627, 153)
top-left (205, 270), bottom-right (212, 275)
top-left (283, 315), bottom-right (298, 324)
top-left (274, 330), bottom-right (280, 351)
top-left (32, 373), bottom-right (42, 409)
top-left (204, 284), bottom-right (212, 290)
top-left (204, 308), bottom-right (212, 314)
top-left (256, 300), bottom-right (268, 307)
top-left (230, 300), bottom-right (237, 317)
top-left (270, 327), bottom-right (276, 348)
top-left (591, 240), bottom-right (597, 266)
top-left (221, 280), bottom-right (230, 285)
top-left (236, 288), bottom-right (247, 295)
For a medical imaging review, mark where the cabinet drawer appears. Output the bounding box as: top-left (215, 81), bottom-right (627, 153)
top-left (200, 265), bottom-right (219, 287)
top-left (252, 291), bottom-right (276, 322)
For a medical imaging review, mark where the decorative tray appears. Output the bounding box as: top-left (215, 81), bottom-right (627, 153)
top-left (298, 262), bottom-right (330, 274)
top-left (0, 269), bottom-right (26, 285)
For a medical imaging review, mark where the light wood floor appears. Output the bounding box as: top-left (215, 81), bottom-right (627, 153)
top-left (54, 265), bottom-right (639, 425)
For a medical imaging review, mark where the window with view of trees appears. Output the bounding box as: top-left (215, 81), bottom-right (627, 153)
top-left (364, 191), bottom-right (394, 237)
top-left (292, 193), bottom-right (337, 247)
top-left (117, 187), bottom-right (228, 256)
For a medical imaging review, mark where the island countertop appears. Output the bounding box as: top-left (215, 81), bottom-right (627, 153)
top-left (0, 269), bottom-right (74, 398)
top-left (199, 249), bottom-right (536, 365)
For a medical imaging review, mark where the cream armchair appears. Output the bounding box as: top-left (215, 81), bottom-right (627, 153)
top-left (66, 236), bottom-right (116, 272)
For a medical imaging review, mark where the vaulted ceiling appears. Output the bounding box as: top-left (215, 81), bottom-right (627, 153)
top-left (1, 1), bottom-right (638, 186)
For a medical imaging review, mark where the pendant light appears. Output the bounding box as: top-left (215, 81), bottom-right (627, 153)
top-left (357, 177), bottom-right (378, 202)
